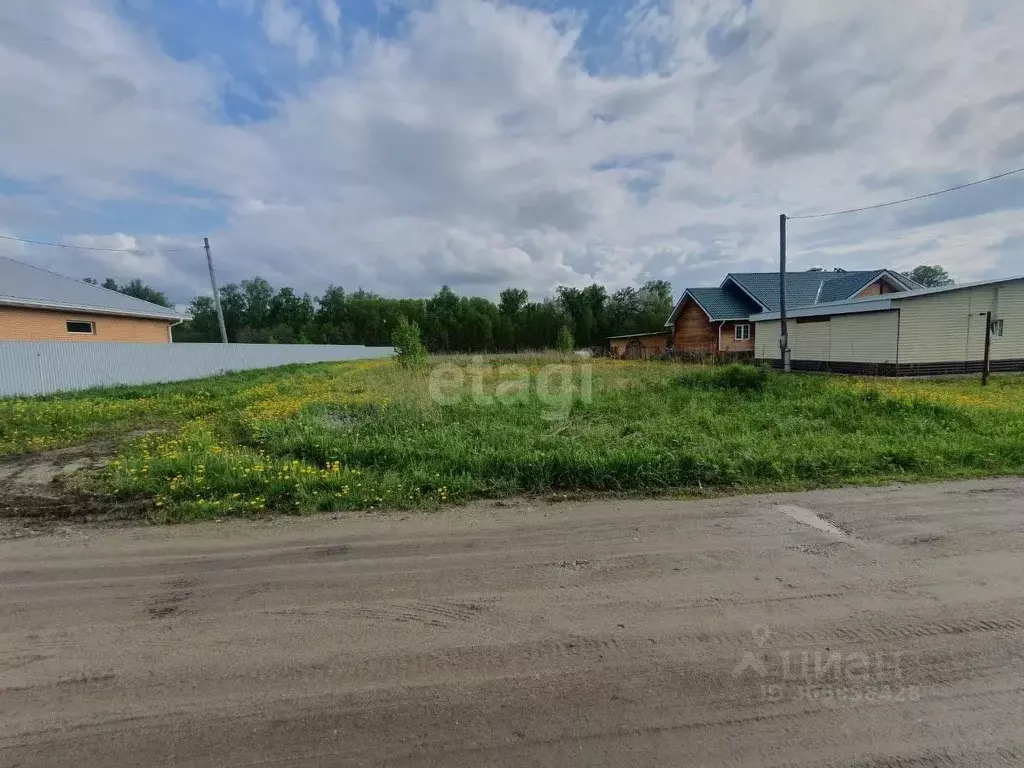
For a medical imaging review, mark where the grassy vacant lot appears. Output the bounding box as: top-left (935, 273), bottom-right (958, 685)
top-left (2, 355), bottom-right (1024, 522)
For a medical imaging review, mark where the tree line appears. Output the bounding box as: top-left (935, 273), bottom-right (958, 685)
top-left (84, 277), bottom-right (172, 308)
top-left (89, 263), bottom-right (952, 352)
top-left (169, 278), bottom-right (674, 351)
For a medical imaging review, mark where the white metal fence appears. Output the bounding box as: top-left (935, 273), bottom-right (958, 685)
top-left (0, 342), bottom-right (395, 397)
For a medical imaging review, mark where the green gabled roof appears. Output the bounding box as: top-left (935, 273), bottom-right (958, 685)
top-left (665, 284), bottom-right (761, 325)
top-left (726, 270), bottom-right (915, 312)
top-left (686, 286), bottom-right (761, 320)
top-left (816, 271), bottom-right (884, 303)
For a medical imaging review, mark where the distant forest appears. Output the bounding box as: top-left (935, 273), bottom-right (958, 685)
top-left (91, 263), bottom-right (951, 352)
top-left (142, 278), bottom-right (674, 351)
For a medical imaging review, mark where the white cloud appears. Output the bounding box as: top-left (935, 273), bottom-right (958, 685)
top-left (319, 0), bottom-right (341, 31)
top-left (261, 0), bottom-right (318, 65)
top-left (1, 0), bottom-right (1024, 304)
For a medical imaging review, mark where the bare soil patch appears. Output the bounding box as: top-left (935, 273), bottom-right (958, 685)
top-left (0, 442), bottom-right (148, 537)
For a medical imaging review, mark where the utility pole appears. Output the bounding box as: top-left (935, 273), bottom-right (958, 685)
top-left (779, 214), bottom-right (791, 372)
top-left (982, 310), bottom-right (992, 386)
top-left (204, 237), bottom-right (229, 344)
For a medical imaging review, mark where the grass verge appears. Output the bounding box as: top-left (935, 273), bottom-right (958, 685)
top-left (2, 356), bottom-right (1023, 522)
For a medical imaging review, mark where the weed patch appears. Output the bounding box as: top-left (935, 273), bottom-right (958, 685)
top-left (673, 363), bottom-right (769, 393)
top-left (2, 357), bottom-right (1024, 521)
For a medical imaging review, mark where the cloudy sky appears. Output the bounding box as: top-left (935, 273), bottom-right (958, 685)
top-left (1, 0), bottom-right (1022, 305)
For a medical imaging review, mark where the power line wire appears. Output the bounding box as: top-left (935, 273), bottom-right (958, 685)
top-left (0, 233), bottom-right (200, 253)
top-left (788, 166), bottom-right (1024, 220)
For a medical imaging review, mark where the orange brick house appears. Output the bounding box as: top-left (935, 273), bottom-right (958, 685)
top-left (0, 256), bottom-right (183, 343)
top-left (662, 269), bottom-right (920, 355)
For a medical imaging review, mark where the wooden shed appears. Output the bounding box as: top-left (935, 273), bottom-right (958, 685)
top-left (608, 331), bottom-right (669, 359)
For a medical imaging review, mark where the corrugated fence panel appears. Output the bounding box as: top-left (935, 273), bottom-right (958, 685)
top-left (0, 342), bottom-right (395, 397)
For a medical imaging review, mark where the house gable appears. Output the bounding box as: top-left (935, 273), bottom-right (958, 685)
top-left (664, 285), bottom-right (762, 327)
top-left (718, 275), bottom-right (768, 313)
top-left (852, 270), bottom-right (920, 298)
top-left (669, 298), bottom-right (718, 351)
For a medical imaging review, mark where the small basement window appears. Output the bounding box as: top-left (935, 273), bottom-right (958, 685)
top-left (734, 323), bottom-right (750, 341)
top-left (66, 321), bottom-right (95, 334)
top-left (991, 319), bottom-right (1004, 338)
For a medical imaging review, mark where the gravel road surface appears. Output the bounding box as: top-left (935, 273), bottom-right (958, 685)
top-left (2, 479), bottom-right (1023, 766)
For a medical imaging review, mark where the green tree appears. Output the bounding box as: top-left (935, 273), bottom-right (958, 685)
top-left (903, 265), bottom-right (953, 288)
top-left (120, 279), bottom-right (171, 307)
top-left (269, 287), bottom-right (315, 336)
top-left (86, 277), bottom-right (171, 307)
top-left (216, 283), bottom-right (246, 341)
top-left (174, 296), bottom-right (219, 342)
top-left (391, 315), bottom-right (428, 368)
top-left (636, 279), bottom-right (672, 331)
top-left (603, 280), bottom-right (672, 337)
top-left (556, 284), bottom-right (607, 348)
top-left (242, 277), bottom-right (274, 330)
top-left (556, 325), bottom-right (574, 353)
top-left (499, 288), bottom-right (528, 317)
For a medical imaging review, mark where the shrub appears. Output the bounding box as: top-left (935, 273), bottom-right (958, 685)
top-left (391, 316), bottom-right (428, 369)
top-left (556, 326), bottom-right (575, 353)
top-left (675, 363), bottom-right (769, 393)
top-left (715, 363), bottom-right (769, 392)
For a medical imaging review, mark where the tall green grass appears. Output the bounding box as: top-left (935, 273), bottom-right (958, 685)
top-left (4, 357), bottom-right (1024, 521)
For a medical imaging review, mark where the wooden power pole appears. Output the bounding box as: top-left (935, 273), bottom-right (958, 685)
top-left (779, 214), bottom-right (791, 372)
top-left (982, 310), bottom-right (992, 386)
top-left (204, 237), bottom-right (229, 344)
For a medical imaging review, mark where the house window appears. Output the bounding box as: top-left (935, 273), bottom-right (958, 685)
top-left (734, 323), bottom-right (750, 341)
top-left (991, 319), bottom-right (1004, 338)
top-left (66, 321), bottom-right (95, 334)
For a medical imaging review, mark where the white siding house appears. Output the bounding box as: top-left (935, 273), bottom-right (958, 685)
top-left (751, 277), bottom-right (1024, 375)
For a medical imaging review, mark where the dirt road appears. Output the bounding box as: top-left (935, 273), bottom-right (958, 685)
top-left (2, 479), bottom-right (1023, 766)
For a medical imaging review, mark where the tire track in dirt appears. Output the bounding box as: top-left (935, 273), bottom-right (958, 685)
top-left (2, 478), bottom-right (1023, 767)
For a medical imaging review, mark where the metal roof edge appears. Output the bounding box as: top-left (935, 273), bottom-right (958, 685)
top-left (885, 274), bottom-right (1024, 301)
top-left (719, 274), bottom-right (769, 310)
top-left (608, 331), bottom-right (669, 339)
top-left (663, 288), bottom-right (714, 326)
top-left (837, 270), bottom-right (886, 300)
top-left (751, 298), bottom-right (893, 322)
top-left (751, 274), bottom-right (1024, 321)
top-left (680, 289), bottom-right (716, 321)
top-left (676, 288), bottom-right (752, 322)
top-left (0, 296), bottom-right (184, 321)
top-left (663, 293), bottom-right (685, 326)
top-left (844, 269), bottom-right (917, 299)
top-left (885, 270), bottom-right (923, 290)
